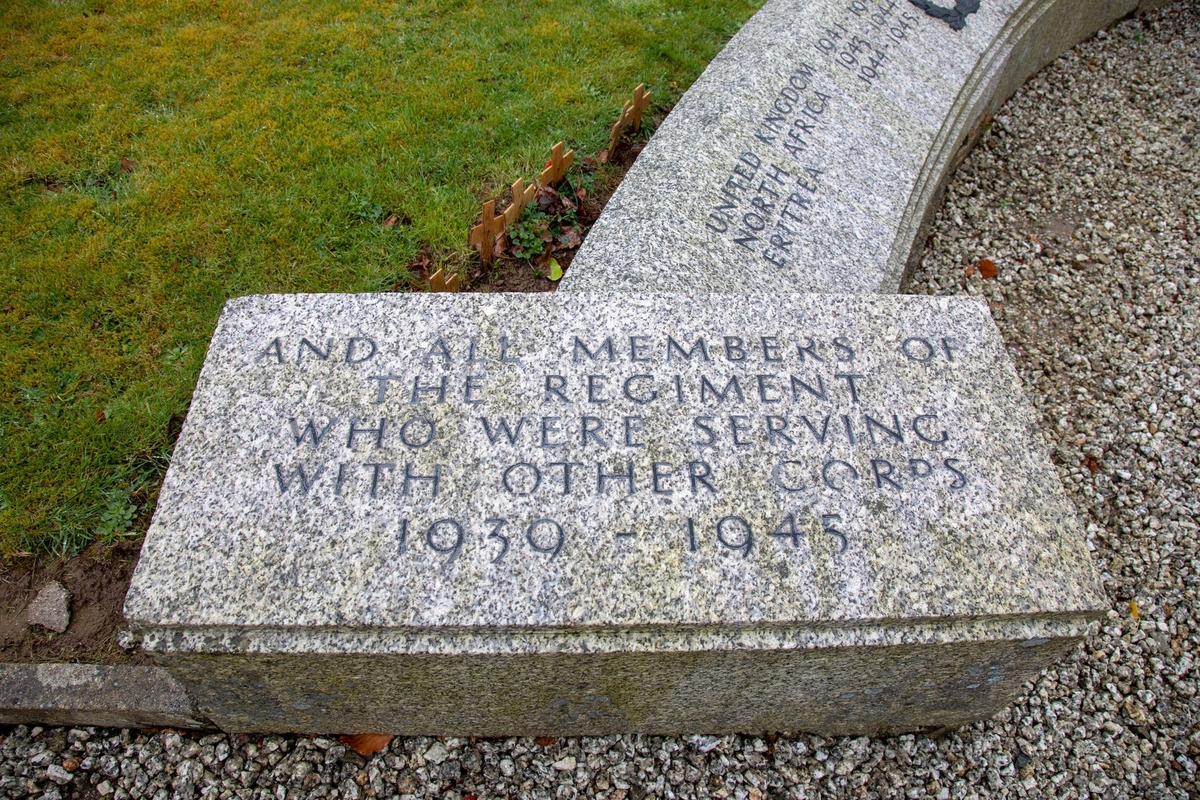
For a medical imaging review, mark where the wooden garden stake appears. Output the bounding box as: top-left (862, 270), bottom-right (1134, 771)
top-left (504, 177), bottom-right (537, 227)
top-left (604, 102), bottom-right (634, 163)
top-left (539, 142), bottom-right (575, 187)
top-left (603, 84), bottom-right (652, 163)
top-left (468, 199), bottom-right (506, 266)
top-left (629, 83), bottom-right (651, 130)
top-left (428, 269), bottom-right (461, 293)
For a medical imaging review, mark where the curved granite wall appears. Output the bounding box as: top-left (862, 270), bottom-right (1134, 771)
top-left (560, 0), bottom-right (1167, 296)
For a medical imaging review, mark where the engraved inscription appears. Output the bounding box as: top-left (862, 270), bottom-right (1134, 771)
top-left (261, 326), bottom-right (975, 567)
top-left (702, 0), bottom-right (956, 268)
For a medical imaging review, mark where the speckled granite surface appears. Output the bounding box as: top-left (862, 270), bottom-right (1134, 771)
top-left (126, 293), bottom-right (1105, 733)
top-left (558, 0), bottom-right (1146, 296)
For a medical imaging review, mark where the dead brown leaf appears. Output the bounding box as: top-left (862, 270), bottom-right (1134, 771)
top-left (1083, 456), bottom-right (1100, 474)
top-left (339, 734), bottom-right (393, 756)
top-left (408, 250), bottom-right (431, 276)
top-left (493, 231), bottom-right (508, 258)
top-left (382, 214), bottom-right (401, 230)
top-left (536, 184), bottom-right (559, 212)
top-left (978, 258), bottom-right (998, 279)
top-left (534, 737), bottom-right (557, 747)
top-left (119, 158), bottom-right (137, 174)
top-left (558, 228), bottom-right (582, 249)
top-left (95, 409), bottom-right (106, 425)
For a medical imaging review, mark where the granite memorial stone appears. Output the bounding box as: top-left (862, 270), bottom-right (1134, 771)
top-left (125, 293), bottom-right (1105, 734)
top-left (559, 0), bottom-right (1165, 296)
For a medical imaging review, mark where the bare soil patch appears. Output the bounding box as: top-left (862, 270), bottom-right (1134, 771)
top-left (0, 541), bottom-right (147, 665)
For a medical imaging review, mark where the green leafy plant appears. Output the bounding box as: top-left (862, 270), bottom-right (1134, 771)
top-left (162, 343), bottom-right (192, 363)
top-left (351, 196), bottom-right (384, 225)
top-left (97, 494), bottom-right (138, 539)
top-left (509, 209), bottom-right (549, 259)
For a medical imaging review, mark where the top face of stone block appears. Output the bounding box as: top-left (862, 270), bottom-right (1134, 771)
top-left (559, 0), bottom-right (1020, 295)
top-left (125, 293), bottom-right (1104, 636)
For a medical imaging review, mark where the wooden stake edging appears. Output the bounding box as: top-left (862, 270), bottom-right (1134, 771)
top-left (603, 84), bottom-right (651, 163)
top-left (468, 199), bottom-right (506, 266)
top-left (539, 141), bottom-right (575, 187)
top-left (504, 177), bottom-right (537, 227)
top-left (428, 269), bottom-right (461, 293)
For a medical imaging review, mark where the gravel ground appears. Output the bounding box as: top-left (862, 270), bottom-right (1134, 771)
top-left (2, 4), bottom-right (1198, 799)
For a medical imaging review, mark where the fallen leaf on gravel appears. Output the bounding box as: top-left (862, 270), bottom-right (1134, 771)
top-left (339, 734), bottom-right (393, 756)
top-left (978, 258), bottom-right (998, 279)
top-left (1123, 698), bottom-right (1150, 726)
top-left (1083, 456), bottom-right (1100, 474)
top-left (1130, 599), bottom-right (1140, 619)
top-left (61, 758), bottom-right (80, 772)
top-left (534, 737), bottom-right (557, 747)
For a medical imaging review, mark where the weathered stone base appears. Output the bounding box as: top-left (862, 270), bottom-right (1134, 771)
top-left (149, 618), bottom-right (1089, 735)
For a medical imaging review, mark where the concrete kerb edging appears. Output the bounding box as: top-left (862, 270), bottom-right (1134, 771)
top-left (0, 664), bottom-right (211, 730)
top-left (0, 0), bottom-right (1170, 733)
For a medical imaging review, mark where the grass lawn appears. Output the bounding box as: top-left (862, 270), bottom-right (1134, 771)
top-left (0, 0), bottom-right (763, 557)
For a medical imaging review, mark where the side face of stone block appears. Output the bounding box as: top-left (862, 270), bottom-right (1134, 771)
top-left (126, 293), bottom-right (1103, 734)
top-left (559, 0), bottom-right (1137, 296)
top-left (168, 636), bottom-right (1079, 736)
